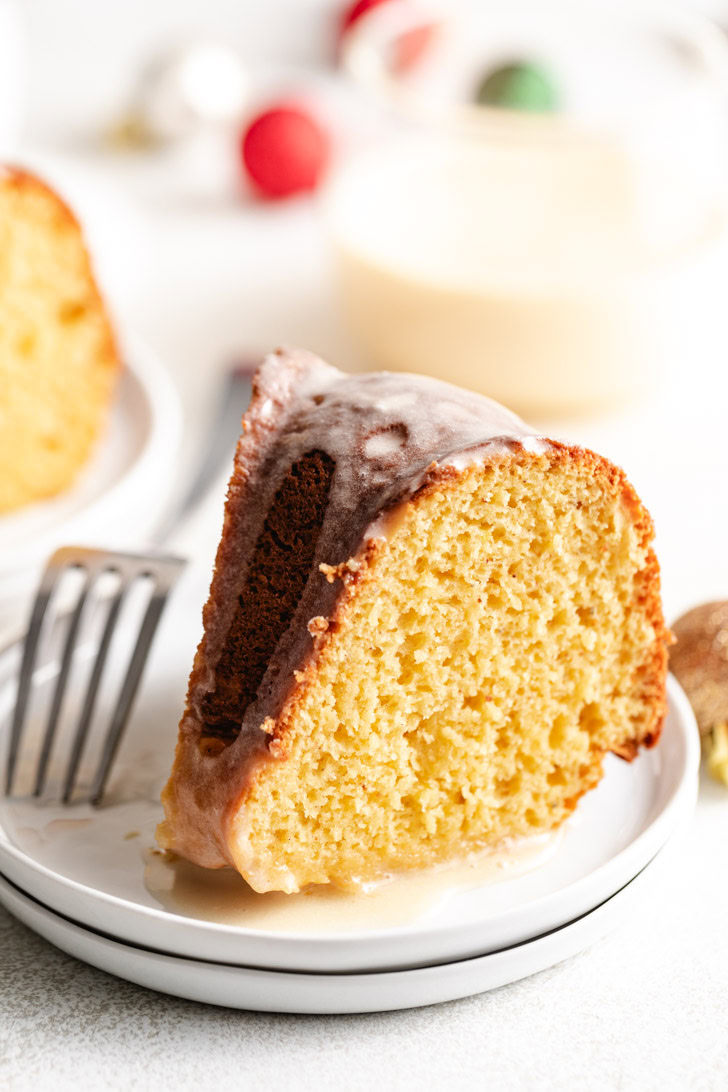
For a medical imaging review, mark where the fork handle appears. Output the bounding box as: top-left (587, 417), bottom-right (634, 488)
top-left (162, 464), bottom-right (231, 563)
top-left (151, 364), bottom-right (254, 558)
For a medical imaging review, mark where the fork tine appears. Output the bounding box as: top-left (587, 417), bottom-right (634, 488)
top-left (34, 568), bottom-right (92, 797)
top-left (61, 578), bottom-right (128, 804)
top-left (89, 581), bottom-right (170, 806)
top-left (5, 561), bottom-right (62, 794)
top-left (6, 547), bottom-right (184, 805)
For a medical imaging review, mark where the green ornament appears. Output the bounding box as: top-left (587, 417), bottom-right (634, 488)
top-left (474, 61), bottom-right (559, 113)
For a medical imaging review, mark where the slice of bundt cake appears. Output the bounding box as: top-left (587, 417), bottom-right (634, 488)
top-left (0, 167), bottom-right (119, 513)
top-left (159, 349), bottom-right (669, 893)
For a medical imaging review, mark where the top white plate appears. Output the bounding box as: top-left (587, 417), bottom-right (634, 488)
top-left (0, 337), bottom-right (182, 630)
top-left (0, 558), bottom-right (699, 973)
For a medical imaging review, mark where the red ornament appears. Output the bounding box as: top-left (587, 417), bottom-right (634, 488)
top-left (338, 0), bottom-right (434, 73)
top-left (339, 0), bottom-right (393, 40)
top-left (241, 105), bottom-right (330, 199)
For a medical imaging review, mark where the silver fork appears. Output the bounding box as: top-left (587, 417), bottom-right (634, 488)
top-left (4, 363), bottom-right (254, 806)
top-left (5, 546), bottom-right (185, 805)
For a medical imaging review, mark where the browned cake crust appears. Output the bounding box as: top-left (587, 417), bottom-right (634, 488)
top-left (159, 350), bottom-right (669, 873)
top-left (4, 166), bottom-right (83, 228)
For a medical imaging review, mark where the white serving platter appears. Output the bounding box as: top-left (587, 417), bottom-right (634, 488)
top-left (0, 562), bottom-right (699, 974)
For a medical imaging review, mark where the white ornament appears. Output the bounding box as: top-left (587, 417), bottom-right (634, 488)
top-left (137, 42), bottom-right (249, 143)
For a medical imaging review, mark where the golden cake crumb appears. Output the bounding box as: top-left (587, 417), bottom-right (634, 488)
top-left (0, 167), bottom-right (119, 513)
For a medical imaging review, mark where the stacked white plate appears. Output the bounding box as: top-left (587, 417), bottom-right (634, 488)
top-left (0, 559), bottom-right (699, 1014)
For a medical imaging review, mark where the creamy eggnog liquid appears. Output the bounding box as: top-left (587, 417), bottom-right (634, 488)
top-left (144, 830), bottom-right (562, 933)
top-left (328, 138), bottom-right (727, 416)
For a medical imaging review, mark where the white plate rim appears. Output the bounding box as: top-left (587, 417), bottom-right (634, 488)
top-left (0, 853), bottom-right (663, 1013)
top-left (0, 673), bottom-right (699, 972)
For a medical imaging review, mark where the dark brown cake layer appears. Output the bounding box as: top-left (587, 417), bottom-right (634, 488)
top-left (200, 449), bottom-right (335, 745)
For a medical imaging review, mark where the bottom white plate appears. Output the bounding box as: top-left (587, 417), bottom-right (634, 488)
top-left (0, 855), bottom-right (662, 1014)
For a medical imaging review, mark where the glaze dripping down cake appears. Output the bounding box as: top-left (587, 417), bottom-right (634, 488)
top-left (0, 167), bottom-right (119, 513)
top-left (158, 349), bottom-right (669, 893)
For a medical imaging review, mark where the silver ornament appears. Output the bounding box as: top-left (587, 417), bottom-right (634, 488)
top-left (114, 41), bottom-right (249, 147)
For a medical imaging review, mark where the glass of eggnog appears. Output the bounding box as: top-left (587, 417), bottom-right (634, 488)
top-left (328, 0), bottom-right (728, 416)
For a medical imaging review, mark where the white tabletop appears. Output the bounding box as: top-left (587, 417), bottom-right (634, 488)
top-left (2, 144), bottom-right (727, 1091)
